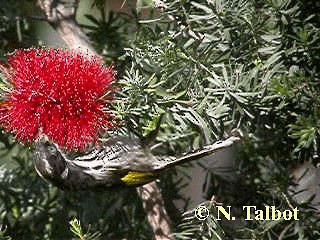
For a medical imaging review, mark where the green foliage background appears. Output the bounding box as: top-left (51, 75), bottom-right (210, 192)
top-left (0, 0), bottom-right (320, 239)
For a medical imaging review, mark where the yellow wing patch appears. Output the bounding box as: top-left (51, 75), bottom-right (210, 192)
top-left (121, 171), bottom-right (156, 187)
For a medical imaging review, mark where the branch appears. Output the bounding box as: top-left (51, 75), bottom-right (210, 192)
top-left (36, 0), bottom-right (172, 239)
top-left (37, 0), bottom-right (96, 54)
top-left (137, 183), bottom-right (171, 239)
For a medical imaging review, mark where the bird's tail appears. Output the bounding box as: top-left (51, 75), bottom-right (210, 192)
top-left (162, 136), bottom-right (240, 169)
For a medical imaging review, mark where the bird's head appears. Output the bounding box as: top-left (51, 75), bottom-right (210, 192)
top-left (33, 135), bottom-right (68, 183)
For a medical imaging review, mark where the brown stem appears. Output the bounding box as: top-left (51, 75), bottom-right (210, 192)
top-left (137, 182), bottom-right (172, 239)
top-left (36, 0), bottom-right (172, 239)
top-left (37, 0), bottom-right (96, 54)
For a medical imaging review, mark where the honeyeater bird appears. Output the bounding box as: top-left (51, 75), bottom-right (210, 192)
top-left (33, 135), bottom-right (239, 190)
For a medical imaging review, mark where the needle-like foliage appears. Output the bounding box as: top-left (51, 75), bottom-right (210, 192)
top-left (0, 0), bottom-right (319, 239)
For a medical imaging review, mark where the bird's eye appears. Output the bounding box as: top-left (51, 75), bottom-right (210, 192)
top-left (47, 146), bottom-right (57, 154)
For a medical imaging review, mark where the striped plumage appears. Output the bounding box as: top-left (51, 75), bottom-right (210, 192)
top-left (33, 135), bottom-right (239, 190)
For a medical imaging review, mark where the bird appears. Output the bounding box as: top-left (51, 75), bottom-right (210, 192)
top-left (33, 135), bottom-right (239, 191)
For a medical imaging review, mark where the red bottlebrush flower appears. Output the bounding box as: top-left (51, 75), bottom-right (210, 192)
top-left (0, 48), bottom-right (115, 151)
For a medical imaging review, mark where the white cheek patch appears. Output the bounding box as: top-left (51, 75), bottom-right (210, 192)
top-left (41, 159), bottom-right (53, 176)
top-left (60, 167), bottom-right (69, 179)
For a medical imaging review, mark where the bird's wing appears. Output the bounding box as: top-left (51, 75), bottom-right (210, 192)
top-left (68, 137), bottom-right (156, 177)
